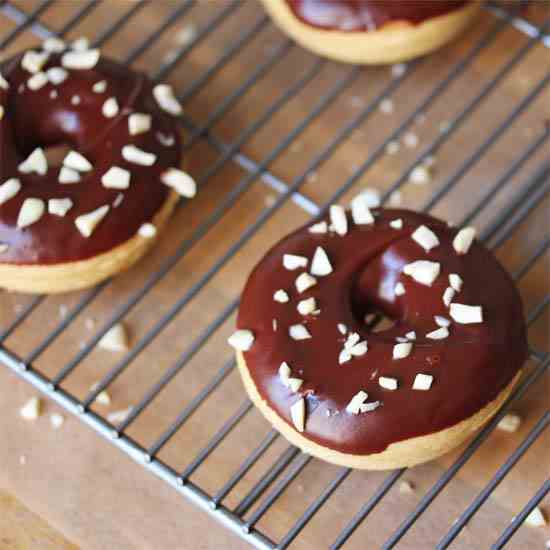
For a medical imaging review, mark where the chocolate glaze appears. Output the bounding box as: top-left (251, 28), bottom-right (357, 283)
top-left (238, 209), bottom-right (527, 455)
top-left (287, 0), bottom-right (469, 31)
top-left (0, 48), bottom-right (181, 265)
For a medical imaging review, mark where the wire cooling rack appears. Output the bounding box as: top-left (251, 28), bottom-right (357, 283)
top-left (0, 1), bottom-right (548, 548)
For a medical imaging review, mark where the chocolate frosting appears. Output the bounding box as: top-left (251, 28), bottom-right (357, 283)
top-left (0, 48), bottom-right (181, 265)
top-left (237, 209), bottom-right (527, 455)
top-left (287, 0), bottom-right (469, 31)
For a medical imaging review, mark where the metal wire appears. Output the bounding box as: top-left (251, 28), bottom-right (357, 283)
top-left (0, 2), bottom-right (548, 549)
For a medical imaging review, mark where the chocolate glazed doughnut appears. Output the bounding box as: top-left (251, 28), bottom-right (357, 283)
top-left (260, 0), bottom-right (482, 65)
top-left (230, 205), bottom-right (527, 469)
top-left (0, 37), bottom-right (196, 294)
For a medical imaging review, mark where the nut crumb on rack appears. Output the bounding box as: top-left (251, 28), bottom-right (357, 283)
top-left (385, 140), bottom-right (400, 155)
top-left (399, 480), bottom-right (415, 494)
top-left (50, 412), bottom-right (64, 429)
top-left (409, 164), bottom-right (431, 185)
top-left (379, 98), bottom-right (394, 114)
top-left (391, 63), bottom-right (407, 78)
top-left (107, 406), bottom-right (133, 424)
top-left (20, 396), bottom-right (41, 420)
top-left (403, 132), bottom-right (419, 149)
top-left (138, 223), bottom-right (157, 238)
top-left (98, 322), bottom-right (129, 352)
top-left (389, 190), bottom-right (402, 206)
top-left (525, 506), bottom-right (546, 528)
top-left (497, 413), bottom-right (521, 433)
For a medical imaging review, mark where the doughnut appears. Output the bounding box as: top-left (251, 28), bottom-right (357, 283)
top-left (230, 205), bottom-right (527, 469)
top-left (0, 37), bottom-right (196, 294)
top-left (260, 0), bottom-right (482, 65)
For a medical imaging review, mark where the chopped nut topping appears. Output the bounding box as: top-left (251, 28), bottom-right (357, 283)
top-left (228, 329), bottom-right (254, 351)
top-left (96, 389), bottom-right (111, 406)
top-left (290, 398), bottom-right (305, 432)
top-left (405, 331), bottom-right (416, 340)
top-left (27, 71), bottom-right (48, 90)
top-left (443, 287), bottom-right (455, 308)
top-left (450, 303), bottom-right (483, 324)
top-left (295, 272), bottom-right (317, 293)
top-left (0, 72), bottom-right (8, 90)
top-left (349, 340), bottom-right (368, 356)
top-left (386, 140), bottom-right (400, 155)
top-left (411, 225), bottom-right (439, 252)
top-left (283, 254), bottom-right (308, 270)
top-left (297, 297), bottom-right (317, 316)
top-left (71, 95), bottom-right (81, 106)
top-left (0, 178), bottom-right (21, 205)
top-left (403, 132), bottom-right (419, 149)
top-left (93, 80), bottom-right (107, 93)
top-left (59, 166), bottom-right (80, 184)
top-left (48, 198), bottom-right (73, 216)
top-left (50, 413), bottom-right (65, 429)
top-left (138, 223), bottom-right (156, 238)
top-left (42, 36), bottom-right (66, 53)
top-left (525, 506), bottom-right (546, 528)
top-left (497, 413), bottom-right (521, 433)
top-left (273, 289), bottom-right (289, 303)
top-left (434, 316), bottom-right (451, 327)
top-left (289, 324), bottom-right (311, 340)
top-left (413, 373), bottom-right (433, 391)
top-left (379, 376), bottom-right (398, 390)
top-left (122, 145), bottom-right (157, 166)
top-left (99, 323), bottom-right (129, 352)
top-left (128, 113), bottom-right (152, 135)
top-left (102, 166), bottom-right (131, 189)
top-left (21, 50), bottom-right (49, 73)
top-left (272, 319), bottom-right (277, 331)
top-left (279, 362), bottom-right (291, 383)
top-left (17, 198), bottom-right (45, 228)
top-left (62, 49), bottom-right (100, 70)
top-left (403, 260), bottom-right (440, 286)
top-left (71, 37), bottom-right (90, 51)
top-left (426, 327), bottom-right (449, 340)
top-left (19, 147), bottom-right (48, 175)
top-left (380, 98), bottom-right (394, 114)
top-left (346, 390), bottom-right (368, 414)
top-left (337, 323), bottom-right (347, 335)
top-left (153, 84), bottom-right (182, 115)
top-left (344, 332), bottom-right (360, 349)
top-left (308, 221), bottom-right (328, 234)
top-left (449, 273), bottom-right (463, 292)
top-left (351, 194), bottom-right (375, 225)
top-left (161, 168), bottom-right (197, 198)
top-left (112, 193), bottom-right (124, 208)
top-left (102, 97), bottom-right (119, 118)
top-left (393, 342), bottom-right (413, 359)
top-left (75, 204), bottom-right (110, 237)
top-left (389, 218), bottom-right (403, 229)
top-left (64, 150), bottom-right (92, 172)
top-left (310, 246), bottom-right (332, 276)
top-left (453, 227), bottom-right (476, 255)
top-left (107, 406), bottom-right (133, 424)
top-left (46, 66), bottom-right (68, 85)
top-left (408, 164), bottom-right (431, 185)
top-left (395, 282), bottom-right (405, 296)
top-left (339, 349), bottom-right (352, 365)
top-left (330, 205), bottom-right (348, 236)
top-left (288, 378), bottom-right (303, 392)
top-left (20, 396), bottom-right (41, 420)
top-left (399, 480), bottom-right (415, 494)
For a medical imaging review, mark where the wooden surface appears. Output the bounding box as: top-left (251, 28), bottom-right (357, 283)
top-left (0, 1), bottom-right (549, 549)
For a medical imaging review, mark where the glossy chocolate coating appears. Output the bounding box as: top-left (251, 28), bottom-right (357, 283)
top-left (0, 49), bottom-right (181, 265)
top-left (238, 209), bottom-right (526, 455)
top-left (287, 0), bottom-right (469, 31)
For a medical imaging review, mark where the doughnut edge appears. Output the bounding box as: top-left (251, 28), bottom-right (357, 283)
top-left (259, 0), bottom-right (481, 65)
top-left (236, 350), bottom-right (521, 470)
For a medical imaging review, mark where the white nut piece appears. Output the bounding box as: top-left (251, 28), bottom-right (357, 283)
top-left (46, 66), bottom-right (68, 85)
top-left (107, 406), bottom-right (133, 424)
top-left (93, 80), bottom-right (107, 93)
top-left (525, 506), bottom-right (546, 528)
top-left (443, 287), bottom-right (456, 308)
top-left (273, 289), bottom-right (289, 303)
top-left (283, 254), bottom-right (308, 270)
top-left (102, 97), bottom-right (119, 118)
top-left (330, 204), bottom-right (348, 236)
top-left (405, 331), bottom-right (416, 340)
top-left (393, 342), bottom-right (413, 359)
top-left (310, 246), bottom-right (332, 276)
top-left (50, 413), bottom-right (65, 429)
top-left (346, 390), bottom-right (368, 415)
top-left (161, 168), bottom-right (196, 198)
top-left (62, 49), bottom-right (100, 70)
top-left (42, 36), bottom-right (66, 53)
top-left (279, 361), bottom-right (291, 384)
top-left (138, 223), bottom-right (157, 238)
top-left (71, 37), bottom-right (90, 51)
top-left (19, 147), bottom-right (48, 175)
top-left (449, 273), bottom-right (463, 292)
top-left (408, 164), bottom-right (431, 185)
top-left (394, 282), bottom-right (405, 296)
top-left (20, 396), bottom-right (41, 420)
top-left (27, 71), bottom-right (48, 91)
top-left (75, 204), bottom-right (110, 237)
top-left (21, 50), bottom-right (49, 73)
top-left (297, 297), bottom-right (317, 316)
top-left (350, 194), bottom-right (375, 226)
top-left (497, 413), bottom-right (521, 433)
top-left (308, 221), bottom-right (328, 234)
top-left (98, 323), bottom-right (129, 352)
top-left (379, 376), bottom-right (398, 390)
top-left (290, 398), bottom-right (306, 432)
top-left (413, 373), bottom-right (433, 391)
top-left (102, 166), bottom-right (130, 189)
top-left (48, 198), bottom-right (73, 216)
top-left (0, 72), bottom-right (8, 90)
top-left (453, 227), bottom-right (476, 255)
top-left (354, 188), bottom-right (381, 208)
top-left (0, 178), bottom-right (21, 205)
top-left (122, 145), bottom-right (157, 166)
top-left (411, 225), bottom-right (439, 252)
top-left (153, 84), bottom-right (182, 115)
top-left (128, 113), bottom-right (152, 135)
top-left (339, 349), bottom-right (352, 365)
top-left (289, 324), bottom-right (311, 341)
top-left (58, 166), bottom-right (80, 184)
top-left (295, 272), bottom-right (317, 293)
top-left (434, 315), bottom-right (451, 327)
top-left (426, 327), bottom-right (449, 340)
top-left (64, 150), bottom-right (92, 172)
top-left (389, 218), bottom-right (403, 229)
top-left (403, 260), bottom-right (440, 286)
top-left (227, 329), bottom-right (254, 351)
top-left (450, 303), bottom-right (483, 324)
top-left (17, 198), bottom-right (45, 228)
top-left (399, 480), bottom-right (415, 494)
